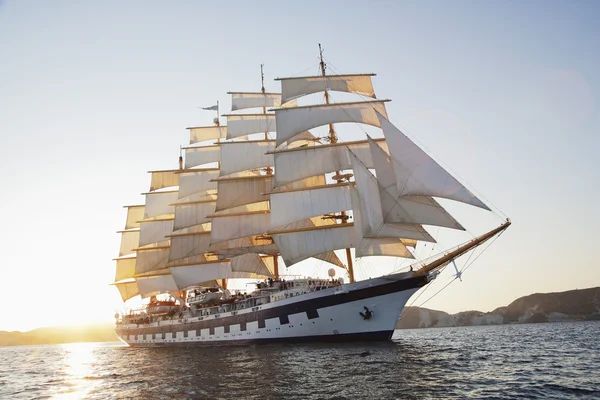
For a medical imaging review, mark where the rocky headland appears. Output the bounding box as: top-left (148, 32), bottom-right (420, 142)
top-left (397, 286), bottom-right (600, 329)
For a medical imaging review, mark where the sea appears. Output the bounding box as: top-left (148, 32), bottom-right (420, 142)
top-left (1, 321), bottom-right (598, 400)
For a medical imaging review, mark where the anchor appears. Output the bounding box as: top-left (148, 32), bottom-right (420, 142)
top-left (359, 306), bottom-right (373, 320)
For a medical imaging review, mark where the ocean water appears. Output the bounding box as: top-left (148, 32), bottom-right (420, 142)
top-left (1, 322), bottom-right (598, 400)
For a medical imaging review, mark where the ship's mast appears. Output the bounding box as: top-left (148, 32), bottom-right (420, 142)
top-left (213, 102), bottom-right (226, 289)
top-left (319, 43), bottom-right (355, 283)
top-left (260, 64), bottom-right (278, 279)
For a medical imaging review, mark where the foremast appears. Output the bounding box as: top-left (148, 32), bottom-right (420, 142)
top-left (318, 43), bottom-right (355, 283)
top-left (261, 64), bottom-right (278, 279)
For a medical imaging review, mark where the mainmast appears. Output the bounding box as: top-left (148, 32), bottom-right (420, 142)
top-left (319, 43), bottom-right (355, 283)
top-left (216, 104), bottom-right (227, 290)
top-left (260, 64), bottom-right (278, 279)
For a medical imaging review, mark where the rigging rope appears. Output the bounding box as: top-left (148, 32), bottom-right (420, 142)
top-left (404, 229), bottom-right (505, 311)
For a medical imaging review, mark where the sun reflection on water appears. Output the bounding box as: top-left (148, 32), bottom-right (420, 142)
top-left (52, 342), bottom-right (98, 399)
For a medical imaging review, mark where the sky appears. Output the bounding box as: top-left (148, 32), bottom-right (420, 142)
top-left (0, 0), bottom-right (598, 332)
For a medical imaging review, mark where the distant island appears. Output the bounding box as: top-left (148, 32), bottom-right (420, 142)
top-left (397, 286), bottom-right (600, 329)
top-left (1, 287), bottom-right (598, 346)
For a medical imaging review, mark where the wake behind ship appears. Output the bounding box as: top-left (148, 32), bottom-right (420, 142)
top-left (112, 46), bottom-right (510, 346)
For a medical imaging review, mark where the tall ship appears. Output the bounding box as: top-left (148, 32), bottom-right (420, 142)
top-left (112, 46), bottom-right (510, 346)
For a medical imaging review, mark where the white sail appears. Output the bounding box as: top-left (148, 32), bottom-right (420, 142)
top-left (209, 236), bottom-right (279, 258)
top-left (230, 92), bottom-right (281, 111)
top-left (274, 100), bottom-right (389, 147)
top-left (269, 216), bottom-right (347, 268)
top-left (219, 140), bottom-right (275, 177)
top-left (271, 224), bottom-right (355, 267)
top-left (230, 253), bottom-right (273, 276)
top-left (149, 170), bottom-right (179, 191)
top-left (114, 257), bottom-right (136, 282)
top-left (273, 139), bottom-right (388, 187)
top-left (172, 202), bottom-right (269, 262)
top-left (144, 190), bottom-right (179, 219)
top-left (270, 183), bottom-right (352, 230)
top-left (225, 114), bottom-right (276, 139)
top-left (350, 187), bottom-right (414, 259)
top-left (277, 74), bottom-right (376, 104)
top-left (168, 230), bottom-right (211, 262)
top-left (169, 262), bottom-right (232, 288)
top-left (215, 175), bottom-right (272, 212)
top-left (136, 273), bottom-right (179, 298)
top-left (188, 125), bottom-right (227, 144)
top-left (314, 251), bottom-right (345, 269)
top-left (377, 112), bottom-right (490, 210)
top-left (178, 169), bottom-right (219, 199)
top-left (275, 130), bottom-right (320, 151)
top-left (210, 210), bottom-right (270, 244)
top-left (124, 205), bottom-right (144, 229)
top-left (113, 280), bottom-right (140, 301)
top-left (366, 136), bottom-right (464, 229)
top-left (349, 151), bottom-right (435, 242)
top-left (139, 218), bottom-right (174, 247)
top-left (355, 237), bottom-right (415, 258)
top-left (135, 246), bottom-right (170, 275)
top-left (184, 145), bottom-right (221, 169)
top-left (173, 199), bottom-right (216, 231)
top-left (119, 229), bottom-right (140, 256)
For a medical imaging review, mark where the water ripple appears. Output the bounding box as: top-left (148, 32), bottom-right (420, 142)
top-left (1, 321), bottom-right (599, 399)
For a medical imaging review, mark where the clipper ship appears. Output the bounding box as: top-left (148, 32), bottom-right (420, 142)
top-left (112, 46), bottom-right (510, 346)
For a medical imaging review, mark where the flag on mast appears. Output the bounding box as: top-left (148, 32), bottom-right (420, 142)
top-left (202, 105), bottom-right (218, 111)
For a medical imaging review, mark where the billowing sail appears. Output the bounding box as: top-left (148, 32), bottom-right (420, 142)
top-left (139, 218), bottom-right (174, 247)
top-left (113, 280), bottom-right (140, 301)
top-left (178, 169), bottom-right (219, 199)
top-left (272, 139), bottom-right (388, 187)
top-left (225, 114), bottom-right (276, 139)
top-left (271, 224), bottom-right (355, 267)
top-left (219, 140), bottom-right (275, 177)
top-left (229, 92), bottom-right (282, 111)
top-left (124, 205), bottom-right (144, 229)
top-left (114, 257), bottom-right (136, 282)
top-left (135, 246), bottom-right (170, 275)
top-left (136, 273), bottom-right (179, 298)
top-left (349, 149), bottom-right (435, 242)
top-left (119, 229), bottom-right (140, 256)
top-left (184, 145), bottom-right (220, 169)
top-left (270, 183), bottom-right (352, 230)
top-left (215, 175), bottom-right (272, 211)
top-left (367, 135), bottom-right (464, 230)
top-left (149, 170), bottom-right (179, 191)
top-left (230, 253), bottom-right (273, 277)
top-left (169, 261), bottom-right (231, 288)
top-left (377, 112), bottom-right (490, 210)
top-left (188, 125), bottom-right (227, 144)
top-left (277, 74), bottom-right (376, 104)
top-left (274, 100), bottom-right (389, 147)
top-left (209, 235), bottom-right (279, 258)
top-left (168, 229), bottom-right (211, 263)
top-left (350, 186), bottom-right (414, 259)
top-left (173, 198), bottom-right (216, 231)
top-left (143, 190), bottom-right (179, 219)
top-left (210, 209), bottom-right (270, 244)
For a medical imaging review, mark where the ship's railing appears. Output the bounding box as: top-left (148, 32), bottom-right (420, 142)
top-left (115, 279), bottom-right (344, 326)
